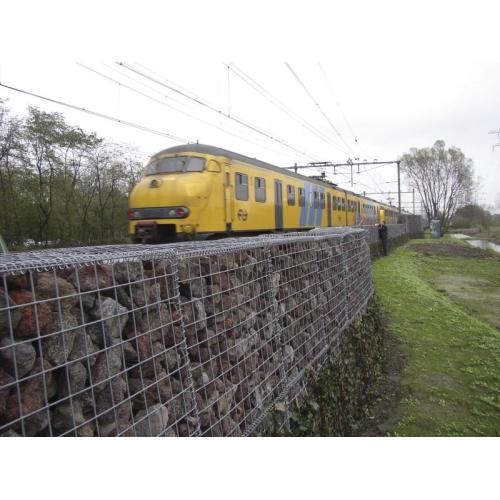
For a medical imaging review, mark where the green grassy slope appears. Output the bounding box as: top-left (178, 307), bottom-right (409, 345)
top-left (372, 241), bottom-right (500, 436)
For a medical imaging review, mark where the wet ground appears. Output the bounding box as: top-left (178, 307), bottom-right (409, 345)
top-left (450, 233), bottom-right (500, 253)
top-left (409, 242), bottom-right (500, 259)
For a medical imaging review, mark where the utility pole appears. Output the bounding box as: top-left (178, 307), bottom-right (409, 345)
top-left (397, 160), bottom-right (401, 214)
top-left (412, 188), bottom-right (415, 215)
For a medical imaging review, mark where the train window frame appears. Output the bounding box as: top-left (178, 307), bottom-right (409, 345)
top-left (341, 198), bottom-right (346, 211)
top-left (313, 191), bottom-right (319, 208)
top-left (287, 185), bottom-right (295, 205)
top-left (255, 176), bottom-right (266, 203)
top-left (235, 172), bottom-right (249, 201)
top-left (298, 187), bottom-right (305, 207)
top-left (320, 192), bottom-right (325, 209)
top-left (145, 155), bottom-right (206, 175)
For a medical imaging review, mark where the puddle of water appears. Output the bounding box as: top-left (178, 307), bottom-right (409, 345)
top-left (466, 240), bottom-right (500, 254)
top-left (450, 234), bottom-right (471, 240)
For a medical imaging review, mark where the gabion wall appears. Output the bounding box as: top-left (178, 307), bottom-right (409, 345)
top-left (0, 228), bottom-right (373, 437)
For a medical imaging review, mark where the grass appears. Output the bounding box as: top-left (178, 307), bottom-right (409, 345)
top-left (372, 238), bottom-right (500, 436)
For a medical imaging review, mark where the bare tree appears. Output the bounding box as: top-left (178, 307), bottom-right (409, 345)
top-left (401, 140), bottom-right (474, 229)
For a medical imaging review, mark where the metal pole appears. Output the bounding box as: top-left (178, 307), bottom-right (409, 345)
top-left (350, 164), bottom-right (353, 187)
top-left (397, 161), bottom-right (401, 213)
top-left (412, 188), bottom-right (415, 214)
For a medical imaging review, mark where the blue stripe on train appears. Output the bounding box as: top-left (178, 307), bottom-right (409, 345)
top-left (300, 182), bottom-right (309, 226)
top-left (308, 186), bottom-right (316, 226)
top-left (316, 186), bottom-right (324, 226)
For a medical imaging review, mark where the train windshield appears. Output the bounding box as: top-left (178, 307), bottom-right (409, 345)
top-left (145, 156), bottom-right (205, 175)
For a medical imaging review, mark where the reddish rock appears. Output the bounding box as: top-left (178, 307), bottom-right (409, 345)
top-left (10, 290), bottom-right (53, 339)
top-left (0, 290), bottom-right (21, 339)
top-left (68, 264), bottom-right (113, 292)
top-left (6, 274), bottom-right (29, 291)
top-left (3, 366), bottom-right (49, 435)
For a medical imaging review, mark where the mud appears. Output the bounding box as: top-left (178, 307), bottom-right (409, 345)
top-left (409, 243), bottom-right (500, 260)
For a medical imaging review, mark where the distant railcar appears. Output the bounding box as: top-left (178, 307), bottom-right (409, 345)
top-left (128, 144), bottom-right (400, 243)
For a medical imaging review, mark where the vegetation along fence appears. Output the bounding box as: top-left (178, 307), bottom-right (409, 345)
top-left (0, 222), bottom-right (419, 437)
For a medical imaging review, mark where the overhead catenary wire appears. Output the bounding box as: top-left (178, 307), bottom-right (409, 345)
top-left (77, 63), bottom-right (303, 162)
top-left (225, 63), bottom-right (351, 157)
top-left (117, 62), bottom-right (321, 162)
top-left (318, 63), bottom-right (370, 159)
top-left (0, 82), bottom-right (190, 143)
top-left (285, 62), bottom-right (358, 157)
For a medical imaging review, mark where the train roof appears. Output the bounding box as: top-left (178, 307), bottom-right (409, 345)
top-left (152, 144), bottom-right (397, 211)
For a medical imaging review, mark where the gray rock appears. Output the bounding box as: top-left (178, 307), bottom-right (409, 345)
top-left (91, 344), bottom-right (123, 389)
top-left (42, 309), bottom-right (79, 366)
top-left (34, 272), bottom-right (77, 312)
top-left (0, 337), bottom-right (36, 378)
top-left (95, 375), bottom-right (127, 424)
top-left (180, 297), bottom-right (207, 330)
top-left (69, 331), bottom-right (98, 366)
top-left (57, 361), bottom-right (88, 399)
top-left (112, 261), bottom-right (143, 284)
top-left (90, 297), bottom-right (128, 347)
top-left (133, 403), bottom-right (169, 436)
top-left (52, 399), bottom-right (86, 435)
top-left (1, 429), bottom-right (22, 437)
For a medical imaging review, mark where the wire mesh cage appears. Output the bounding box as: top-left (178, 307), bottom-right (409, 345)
top-left (0, 227), bottom-right (375, 437)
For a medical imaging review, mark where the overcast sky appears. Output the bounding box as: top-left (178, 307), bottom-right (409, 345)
top-left (1, 1), bottom-right (500, 211)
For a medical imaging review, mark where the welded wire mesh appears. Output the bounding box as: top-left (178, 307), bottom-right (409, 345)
top-left (0, 251), bottom-right (198, 437)
top-left (0, 227), bottom-right (376, 437)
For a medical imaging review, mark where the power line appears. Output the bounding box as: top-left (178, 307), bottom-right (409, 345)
top-left (0, 81), bottom-right (190, 143)
top-left (117, 62), bottom-right (320, 162)
top-left (77, 63), bottom-right (301, 162)
top-left (226, 63), bottom-right (351, 156)
top-left (318, 63), bottom-right (369, 159)
top-left (285, 62), bottom-right (357, 157)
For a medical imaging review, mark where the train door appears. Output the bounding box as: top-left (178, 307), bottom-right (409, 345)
top-left (274, 180), bottom-right (283, 230)
top-left (379, 208), bottom-right (385, 224)
top-left (223, 163), bottom-right (233, 233)
top-left (327, 193), bottom-right (332, 227)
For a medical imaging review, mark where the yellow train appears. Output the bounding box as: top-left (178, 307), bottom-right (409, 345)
top-left (128, 144), bottom-right (400, 243)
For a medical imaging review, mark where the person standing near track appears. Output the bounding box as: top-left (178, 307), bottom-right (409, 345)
top-left (378, 221), bottom-right (388, 256)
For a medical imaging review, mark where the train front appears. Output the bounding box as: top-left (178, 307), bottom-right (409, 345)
top-left (128, 153), bottom-right (211, 243)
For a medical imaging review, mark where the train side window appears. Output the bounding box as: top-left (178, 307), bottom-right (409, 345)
top-left (298, 187), bottom-right (305, 207)
top-left (255, 177), bottom-right (266, 202)
top-left (358, 201), bottom-right (360, 213)
top-left (235, 172), bottom-right (249, 201)
top-left (320, 192), bottom-right (325, 209)
top-left (313, 191), bottom-right (319, 208)
top-left (287, 185), bottom-right (295, 205)
top-left (341, 198), bottom-right (345, 211)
